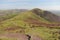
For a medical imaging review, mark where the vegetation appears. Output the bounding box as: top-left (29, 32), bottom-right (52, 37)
top-left (0, 8), bottom-right (60, 40)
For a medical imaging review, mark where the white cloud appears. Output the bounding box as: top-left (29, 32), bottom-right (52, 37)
top-left (49, 6), bottom-right (60, 10)
top-left (39, 5), bottom-right (60, 10)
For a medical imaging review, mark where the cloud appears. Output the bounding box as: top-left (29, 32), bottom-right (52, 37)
top-left (39, 5), bottom-right (60, 10)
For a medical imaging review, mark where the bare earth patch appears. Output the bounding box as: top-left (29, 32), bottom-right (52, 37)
top-left (0, 33), bottom-right (42, 40)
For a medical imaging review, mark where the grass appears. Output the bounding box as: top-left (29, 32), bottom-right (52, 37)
top-left (0, 26), bottom-right (59, 40)
top-left (0, 10), bottom-right (60, 40)
top-left (25, 27), bottom-right (59, 40)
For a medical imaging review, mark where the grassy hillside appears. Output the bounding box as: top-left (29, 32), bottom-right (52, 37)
top-left (0, 9), bottom-right (27, 22)
top-left (0, 8), bottom-right (60, 40)
top-left (0, 10), bottom-right (50, 29)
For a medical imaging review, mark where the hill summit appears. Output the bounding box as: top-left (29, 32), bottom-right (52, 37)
top-left (31, 8), bottom-right (60, 22)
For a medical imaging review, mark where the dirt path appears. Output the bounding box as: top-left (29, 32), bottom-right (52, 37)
top-left (0, 33), bottom-right (42, 40)
top-left (26, 34), bottom-right (42, 40)
top-left (0, 33), bottom-right (28, 40)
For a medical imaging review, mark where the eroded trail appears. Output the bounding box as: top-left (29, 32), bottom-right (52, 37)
top-left (0, 33), bottom-right (28, 40)
top-left (0, 33), bottom-right (42, 40)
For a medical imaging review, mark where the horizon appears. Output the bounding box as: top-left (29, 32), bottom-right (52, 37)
top-left (0, 0), bottom-right (60, 10)
top-left (0, 8), bottom-right (60, 11)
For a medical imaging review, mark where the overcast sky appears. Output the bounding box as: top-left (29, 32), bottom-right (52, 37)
top-left (0, 0), bottom-right (60, 10)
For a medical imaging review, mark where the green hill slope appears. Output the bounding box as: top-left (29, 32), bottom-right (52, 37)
top-left (0, 8), bottom-right (60, 40)
top-left (0, 9), bottom-right (27, 22)
top-left (0, 9), bottom-right (50, 29)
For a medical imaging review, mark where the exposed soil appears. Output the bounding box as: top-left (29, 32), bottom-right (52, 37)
top-left (0, 33), bottom-right (42, 40)
top-left (0, 33), bottom-right (28, 40)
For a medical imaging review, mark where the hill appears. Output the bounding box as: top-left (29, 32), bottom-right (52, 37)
top-left (49, 10), bottom-right (60, 16)
top-left (0, 8), bottom-right (60, 30)
top-left (0, 8), bottom-right (60, 40)
top-left (32, 8), bottom-right (60, 22)
top-left (0, 9), bottom-right (27, 22)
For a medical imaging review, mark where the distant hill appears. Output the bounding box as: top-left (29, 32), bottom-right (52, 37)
top-left (49, 10), bottom-right (60, 16)
top-left (0, 9), bottom-right (28, 22)
top-left (31, 8), bottom-right (60, 22)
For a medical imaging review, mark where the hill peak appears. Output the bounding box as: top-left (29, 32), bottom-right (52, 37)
top-left (31, 8), bottom-right (42, 11)
top-left (31, 8), bottom-right (43, 14)
top-left (30, 8), bottom-right (60, 22)
top-left (32, 8), bottom-right (42, 11)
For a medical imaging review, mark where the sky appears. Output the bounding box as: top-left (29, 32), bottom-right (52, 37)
top-left (0, 0), bottom-right (60, 10)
